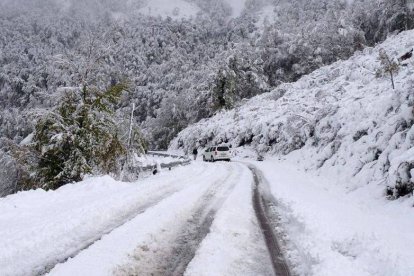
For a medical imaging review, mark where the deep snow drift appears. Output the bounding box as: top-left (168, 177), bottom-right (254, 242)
top-left (171, 29), bottom-right (414, 197)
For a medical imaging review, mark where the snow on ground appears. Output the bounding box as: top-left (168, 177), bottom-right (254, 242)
top-left (185, 162), bottom-right (273, 276)
top-left (171, 29), bottom-right (414, 196)
top-left (46, 162), bottom-right (271, 276)
top-left (170, 29), bottom-right (414, 275)
top-left (0, 163), bottom-right (211, 276)
top-left (0, 159), bottom-right (275, 276)
top-left (252, 158), bottom-right (414, 276)
top-left (2, 151), bottom-right (413, 275)
top-left (137, 0), bottom-right (200, 19)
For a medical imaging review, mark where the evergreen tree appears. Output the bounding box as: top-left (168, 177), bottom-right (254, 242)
top-left (33, 82), bottom-right (128, 189)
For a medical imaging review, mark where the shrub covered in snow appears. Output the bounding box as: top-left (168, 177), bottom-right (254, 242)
top-left (0, 81), bottom-right (147, 194)
top-left (31, 82), bottom-right (139, 189)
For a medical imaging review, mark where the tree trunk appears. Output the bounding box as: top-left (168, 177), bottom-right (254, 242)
top-left (120, 103), bottom-right (136, 181)
top-left (390, 70), bottom-right (395, 89)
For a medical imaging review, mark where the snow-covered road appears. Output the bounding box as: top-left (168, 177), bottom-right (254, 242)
top-left (0, 162), bottom-right (279, 276)
top-left (2, 158), bottom-right (412, 276)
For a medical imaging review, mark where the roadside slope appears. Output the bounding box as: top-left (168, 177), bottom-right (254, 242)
top-left (171, 29), bottom-right (414, 196)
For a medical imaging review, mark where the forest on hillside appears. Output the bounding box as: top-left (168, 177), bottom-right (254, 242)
top-left (0, 0), bottom-right (413, 194)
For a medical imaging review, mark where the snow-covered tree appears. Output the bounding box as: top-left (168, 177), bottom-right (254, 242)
top-left (1, 0), bottom-right (414, 153)
top-left (33, 82), bottom-right (128, 189)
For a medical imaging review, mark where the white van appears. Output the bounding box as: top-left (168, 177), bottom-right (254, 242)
top-left (202, 146), bottom-right (231, 162)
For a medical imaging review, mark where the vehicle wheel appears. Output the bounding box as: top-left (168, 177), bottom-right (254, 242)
top-left (203, 156), bottom-right (206, 162)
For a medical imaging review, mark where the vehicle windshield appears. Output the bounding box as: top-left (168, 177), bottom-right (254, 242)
top-left (217, 147), bottom-right (229, 151)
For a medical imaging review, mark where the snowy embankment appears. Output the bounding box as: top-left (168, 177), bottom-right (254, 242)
top-left (171, 29), bottom-right (414, 196)
top-left (0, 164), bottom-right (209, 276)
top-left (254, 159), bottom-right (414, 276)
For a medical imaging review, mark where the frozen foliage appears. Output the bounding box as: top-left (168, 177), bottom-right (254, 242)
top-left (0, 150), bottom-right (19, 197)
top-left (0, 138), bottom-right (34, 196)
top-left (171, 29), bottom-right (414, 197)
top-left (0, 0), bottom-right (413, 195)
top-left (1, 0), bottom-right (413, 153)
top-left (32, 83), bottom-right (130, 190)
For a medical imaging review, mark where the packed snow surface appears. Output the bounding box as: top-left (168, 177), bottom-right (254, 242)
top-left (49, 162), bottom-right (273, 276)
top-left (0, 162), bottom-right (272, 276)
top-left (0, 164), bottom-right (209, 275)
top-left (184, 163), bottom-right (272, 276)
top-left (1, 157), bottom-right (413, 275)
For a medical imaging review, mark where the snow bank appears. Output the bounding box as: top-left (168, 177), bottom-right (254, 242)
top-left (171, 29), bottom-right (414, 196)
top-left (255, 159), bottom-right (414, 276)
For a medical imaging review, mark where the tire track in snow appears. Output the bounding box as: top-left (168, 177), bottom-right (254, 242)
top-left (38, 164), bottom-right (214, 276)
top-left (163, 164), bottom-right (241, 276)
top-left (249, 165), bottom-right (291, 276)
top-left (38, 197), bottom-right (166, 275)
top-left (115, 162), bottom-right (242, 276)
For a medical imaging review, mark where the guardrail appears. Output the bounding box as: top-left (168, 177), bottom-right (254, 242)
top-left (121, 152), bottom-right (192, 180)
top-left (141, 151), bottom-right (191, 172)
top-left (147, 151), bottom-right (188, 159)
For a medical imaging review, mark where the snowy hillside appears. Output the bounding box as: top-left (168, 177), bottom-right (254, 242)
top-left (171, 29), bottom-right (414, 197)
